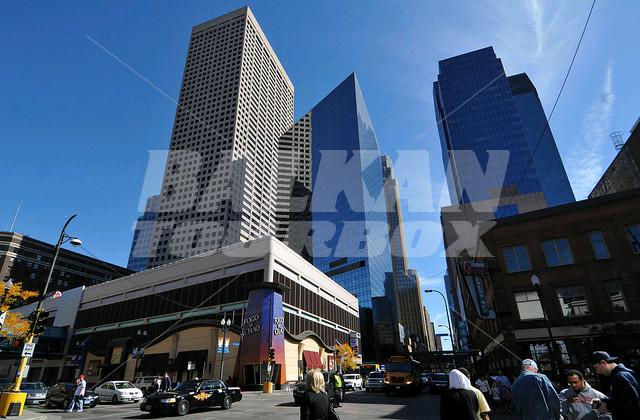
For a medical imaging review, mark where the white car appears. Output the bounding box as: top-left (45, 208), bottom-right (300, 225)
top-left (343, 374), bottom-right (363, 391)
top-left (96, 381), bottom-right (143, 403)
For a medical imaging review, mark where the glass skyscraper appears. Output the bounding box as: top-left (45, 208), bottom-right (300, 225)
top-left (433, 47), bottom-right (574, 217)
top-left (277, 73), bottom-right (392, 359)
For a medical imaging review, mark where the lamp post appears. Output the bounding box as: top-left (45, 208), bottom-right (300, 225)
top-left (11, 215), bottom-right (81, 392)
top-left (426, 289), bottom-right (456, 368)
top-left (531, 274), bottom-right (561, 377)
top-left (133, 329), bottom-right (148, 378)
top-left (219, 318), bottom-right (231, 380)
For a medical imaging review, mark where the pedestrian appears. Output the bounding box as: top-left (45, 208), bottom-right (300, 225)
top-left (148, 377), bottom-right (159, 395)
top-left (440, 369), bottom-right (479, 420)
top-left (511, 359), bottom-right (560, 420)
top-left (591, 351), bottom-right (640, 419)
top-left (559, 369), bottom-right (611, 420)
top-left (161, 373), bottom-right (172, 391)
top-left (491, 380), bottom-right (502, 413)
top-left (300, 369), bottom-right (330, 420)
top-left (66, 374), bottom-right (86, 413)
top-left (459, 367), bottom-right (491, 420)
top-left (475, 375), bottom-right (491, 407)
top-left (331, 372), bottom-right (344, 407)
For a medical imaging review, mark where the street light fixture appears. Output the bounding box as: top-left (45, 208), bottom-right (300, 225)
top-left (219, 318), bottom-right (231, 380)
top-left (9, 215), bottom-right (80, 395)
top-left (530, 274), bottom-right (561, 377)
top-left (426, 289), bottom-right (456, 368)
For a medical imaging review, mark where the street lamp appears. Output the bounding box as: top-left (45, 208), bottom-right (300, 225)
top-left (133, 329), bottom-right (148, 378)
top-left (10, 214), bottom-right (81, 393)
top-left (219, 318), bottom-right (231, 380)
top-left (531, 274), bottom-right (561, 377)
top-left (426, 289), bottom-right (456, 368)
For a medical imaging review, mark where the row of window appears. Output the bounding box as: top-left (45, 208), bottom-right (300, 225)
top-left (514, 280), bottom-right (627, 321)
top-left (503, 224), bottom-right (640, 273)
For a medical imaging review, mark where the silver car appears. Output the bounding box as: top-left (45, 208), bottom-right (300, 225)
top-left (19, 382), bottom-right (48, 405)
top-left (365, 371), bottom-right (384, 392)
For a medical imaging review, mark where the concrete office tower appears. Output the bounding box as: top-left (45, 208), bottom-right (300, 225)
top-left (380, 155), bottom-right (429, 344)
top-left (277, 74), bottom-right (392, 360)
top-left (148, 7), bottom-right (294, 267)
top-left (127, 195), bottom-right (159, 271)
top-left (433, 47), bottom-right (574, 218)
top-left (275, 112), bottom-right (313, 262)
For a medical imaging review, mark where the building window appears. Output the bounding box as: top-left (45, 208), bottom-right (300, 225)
top-left (604, 280), bottom-right (628, 312)
top-left (588, 231), bottom-right (609, 260)
top-left (556, 286), bottom-right (590, 317)
top-left (502, 245), bottom-right (532, 273)
top-left (542, 238), bottom-right (575, 266)
top-left (626, 224), bottom-right (640, 253)
top-left (514, 291), bottom-right (544, 320)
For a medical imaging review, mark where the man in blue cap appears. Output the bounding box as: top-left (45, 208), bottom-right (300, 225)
top-left (591, 350), bottom-right (640, 419)
top-left (511, 359), bottom-right (560, 420)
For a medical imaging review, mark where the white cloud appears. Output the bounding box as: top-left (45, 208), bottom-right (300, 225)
top-left (567, 62), bottom-right (614, 199)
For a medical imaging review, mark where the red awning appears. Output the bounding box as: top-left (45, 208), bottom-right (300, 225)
top-left (303, 351), bottom-right (323, 369)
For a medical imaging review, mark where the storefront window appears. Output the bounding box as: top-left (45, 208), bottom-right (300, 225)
top-left (605, 280), bottom-right (628, 312)
top-left (514, 291), bottom-right (544, 320)
top-left (556, 286), bottom-right (590, 317)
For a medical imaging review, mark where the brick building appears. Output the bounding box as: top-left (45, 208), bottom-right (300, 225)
top-left (443, 189), bottom-right (640, 375)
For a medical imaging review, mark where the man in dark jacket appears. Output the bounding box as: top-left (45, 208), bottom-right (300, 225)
top-left (591, 351), bottom-right (640, 419)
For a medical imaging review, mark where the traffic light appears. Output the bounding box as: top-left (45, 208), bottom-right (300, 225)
top-left (268, 347), bottom-right (275, 362)
top-left (27, 309), bottom-right (49, 336)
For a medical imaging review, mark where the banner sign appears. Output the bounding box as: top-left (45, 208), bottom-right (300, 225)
top-left (459, 261), bottom-right (496, 319)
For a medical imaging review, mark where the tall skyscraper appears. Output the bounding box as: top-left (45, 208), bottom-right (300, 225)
top-left (127, 195), bottom-right (159, 271)
top-left (147, 7), bottom-right (294, 267)
top-left (433, 47), bottom-right (574, 218)
top-left (277, 73), bottom-right (393, 359)
top-left (381, 155), bottom-right (429, 343)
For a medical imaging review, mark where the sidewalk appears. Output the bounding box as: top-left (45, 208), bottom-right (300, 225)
top-left (20, 409), bottom-right (58, 420)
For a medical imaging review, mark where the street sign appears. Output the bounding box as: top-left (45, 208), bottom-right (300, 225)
top-left (22, 343), bottom-right (36, 358)
top-left (22, 365), bottom-right (29, 378)
top-left (0, 312), bottom-right (6, 330)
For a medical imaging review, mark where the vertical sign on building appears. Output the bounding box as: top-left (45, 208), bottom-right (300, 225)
top-left (240, 286), bottom-right (286, 384)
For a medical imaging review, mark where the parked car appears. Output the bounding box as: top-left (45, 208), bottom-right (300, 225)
top-left (343, 374), bottom-right (363, 391)
top-left (429, 372), bottom-right (449, 393)
top-left (95, 381), bottom-right (143, 403)
top-left (45, 383), bottom-right (99, 409)
top-left (4, 382), bottom-right (48, 406)
top-left (365, 371), bottom-right (384, 392)
top-left (132, 376), bottom-right (157, 394)
top-left (140, 379), bottom-right (241, 416)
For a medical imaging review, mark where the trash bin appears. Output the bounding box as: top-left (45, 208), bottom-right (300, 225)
top-left (0, 392), bottom-right (26, 417)
top-left (262, 382), bottom-right (273, 393)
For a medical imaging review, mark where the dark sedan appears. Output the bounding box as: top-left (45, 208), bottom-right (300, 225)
top-left (140, 379), bottom-right (241, 416)
top-left (45, 383), bottom-right (99, 409)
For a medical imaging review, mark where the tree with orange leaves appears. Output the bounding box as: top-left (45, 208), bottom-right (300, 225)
top-left (0, 280), bottom-right (39, 339)
top-left (335, 342), bottom-right (358, 372)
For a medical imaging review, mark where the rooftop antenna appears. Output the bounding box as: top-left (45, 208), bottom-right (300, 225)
top-left (9, 200), bottom-right (22, 232)
top-left (610, 131), bottom-right (625, 151)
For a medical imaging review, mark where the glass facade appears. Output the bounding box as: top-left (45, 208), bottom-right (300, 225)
top-left (298, 73), bottom-right (393, 359)
top-left (309, 74), bottom-right (391, 310)
top-left (433, 47), bottom-right (575, 216)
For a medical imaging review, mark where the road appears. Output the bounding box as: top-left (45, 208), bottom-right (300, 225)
top-left (28, 389), bottom-right (519, 419)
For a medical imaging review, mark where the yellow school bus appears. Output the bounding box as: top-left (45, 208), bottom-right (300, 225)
top-left (383, 356), bottom-right (422, 395)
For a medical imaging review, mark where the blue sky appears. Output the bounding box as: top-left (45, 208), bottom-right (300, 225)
top-left (2, 0), bottom-right (640, 349)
